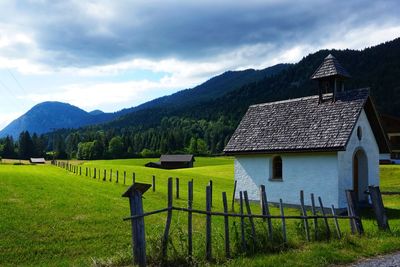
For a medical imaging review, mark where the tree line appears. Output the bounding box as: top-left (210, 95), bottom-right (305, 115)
top-left (0, 131), bottom-right (47, 160)
top-left (0, 116), bottom-right (235, 160)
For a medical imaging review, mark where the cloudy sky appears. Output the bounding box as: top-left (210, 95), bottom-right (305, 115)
top-left (0, 0), bottom-right (399, 130)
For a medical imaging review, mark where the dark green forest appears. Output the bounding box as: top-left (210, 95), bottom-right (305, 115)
top-left (1, 38), bottom-right (400, 160)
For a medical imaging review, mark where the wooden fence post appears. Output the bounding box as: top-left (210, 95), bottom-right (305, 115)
top-left (133, 172), bottom-right (136, 184)
top-left (318, 196), bottom-right (331, 239)
top-left (368, 186), bottom-right (390, 231)
top-left (152, 176), bottom-right (156, 192)
top-left (86, 167), bottom-right (88, 176)
top-left (345, 190), bottom-right (364, 235)
top-left (110, 169), bottom-right (112, 182)
top-left (161, 178), bottom-right (173, 261)
top-left (279, 199), bottom-right (287, 243)
top-left (94, 168), bottom-right (96, 179)
top-left (206, 185), bottom-right (212, 261)
top-left (124, 171), bottom-right (126, 185)
top-left (116, 171), bottom-right (119, 183)
top-left (209, 180), bottom-right (213, 207)
top-left (260, 185), bottom-right (273, 240)
top-left (300, 190), bottom-right (310, 241)
top-left (176, 178), bottom-right (180, 199)
top-left (239, 191), bottom-right (246, 252)
top-left (79, 167), bottom-right (81, 176)
top-left (188, 180), bottom-right (193, 260)
top-left (310, 193), bottom-right (318, 240)
top-left (122, 183), bottom-right (151, 267)
top-left (232, 180), bottom-right (237, 212)
top-left (103, 169), bottom-right (106, 181)
top-left (331, 205), bottom-right (342, 239)
top-left (243, 191), bottom-right (256, 250)
top-left (222, 192), bottom-right (230, 258)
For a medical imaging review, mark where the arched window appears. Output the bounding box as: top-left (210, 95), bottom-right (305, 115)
top-left (272, 156), bottom-right (283, 180)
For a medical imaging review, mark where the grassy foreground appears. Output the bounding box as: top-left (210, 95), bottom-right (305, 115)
top-left (0, 158), bottom-right (400, 266)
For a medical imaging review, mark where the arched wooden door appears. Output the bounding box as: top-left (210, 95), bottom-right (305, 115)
top-left (353, 149), bottom-right (368, 202)
top-left (353, 154), bottom-right (359, 200)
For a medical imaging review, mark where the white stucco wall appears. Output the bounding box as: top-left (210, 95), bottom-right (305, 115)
top-left (337, 109), bottom-right (380, 208)
top-left (234, 152), bottom-right (339, 207)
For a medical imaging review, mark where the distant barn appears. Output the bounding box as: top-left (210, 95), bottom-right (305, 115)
top-left (145, 154), bottom-right (195, 169)
top-left (30, 158), bottom-right (46, 164)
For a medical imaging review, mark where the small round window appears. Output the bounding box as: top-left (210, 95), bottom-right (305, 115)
top-left (357, 126), bottom-right (362, 141)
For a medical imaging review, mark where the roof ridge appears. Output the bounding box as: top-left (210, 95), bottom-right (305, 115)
top-left (250, 88), bottom-right (369, 107)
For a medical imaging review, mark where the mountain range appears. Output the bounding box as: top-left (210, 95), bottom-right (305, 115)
top-left (1, 37), bottom-right (400, 158)
top-left (0, 63), bottom-right (289, 138)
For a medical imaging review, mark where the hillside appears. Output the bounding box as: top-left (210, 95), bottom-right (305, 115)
top-left (0, 102), bottom-right (115, 138)
top-left (0, 64), bottom-right (289, 140)
top-left (105, 38), bottom-right (400, 129)
top-left (126, 63), bottom-right (290, 112)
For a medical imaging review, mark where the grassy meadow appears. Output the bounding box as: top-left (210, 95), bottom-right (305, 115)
top-left (1, 158), bottom-right (400, 266)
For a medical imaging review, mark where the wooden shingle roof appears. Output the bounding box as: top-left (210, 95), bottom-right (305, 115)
top-left (311, 54), bottom-right (351, 80)
top-left (160, 154), bottom-right (195, 162)
top-left (224, 88), bottom-right (390, 154)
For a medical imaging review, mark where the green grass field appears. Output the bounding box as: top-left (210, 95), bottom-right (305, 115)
top-left (1, 158), bottom-right (400, 266)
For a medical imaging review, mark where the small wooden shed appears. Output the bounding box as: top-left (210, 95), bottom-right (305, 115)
top-left (145, 154), bottom-right (195, 169)
top-left (30, 158), bottom-right (46, 164)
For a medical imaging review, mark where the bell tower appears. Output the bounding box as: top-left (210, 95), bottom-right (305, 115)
top-left (311, 54), bottom-right (351, 103)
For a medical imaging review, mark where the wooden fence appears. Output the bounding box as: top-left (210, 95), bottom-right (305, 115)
top-left (52, 160), bottom-right (143, 187)
top-left (50, 160), bottom-right (390, 266)
top-left (122, 177), bottom-right (370, 267)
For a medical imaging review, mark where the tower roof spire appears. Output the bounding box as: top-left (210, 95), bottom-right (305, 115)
top-left (311, 54), bottom-right (351, 80)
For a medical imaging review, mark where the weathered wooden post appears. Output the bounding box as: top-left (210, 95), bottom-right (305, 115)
top-left (124, 171), bottom-right (126, 185)
top-left (110, 169), bottom-right (112, 182)
top-left (122, 183), bottom-right (152, 267)
top-left (206, 184), bottom-right (212, 261)
top-left (176, 177), bottom-right (180, 199)
top-left (318, 196), bottom-right (331, 239)
top-left (331, 205), bottom-right (342, 239)
top-left (86, 167), bottom-right (88, 177)
top-left (300, 190), bottom-right (310, 241)
top-left (161, 178), bottom-right (173, 261)
top-left (279, 199), bottom-right (287, 243)
top-left (232, 180), bottom-right (237, 212)
top-left (209, 180), bottom-right (213, 207)
top-left (345, 190), bottom-right (364, 234)
top-left (222, 192), bottom-right (230, 258)
top-left (133, 172), bottom-right (136, 184)
top-left (152, 175), bottom-right (156, 192)
top-left (243, 191), bottom-right (256, 250)
top-left (103, 169), bottom-right (106, 181)
top-left (94, 168), bottom-right (97, 179)
top-left (239, 191), bottom-right (246, 251)
top-left (368, 186), bottom-right (390, 231)
top-left (116, 171), bottom-right (119, 183)
top-left (260, 185), bottom-right (273, 239)
top-left (310, 193), bottom-right (318, 240)
top-left (188, 180), bottom-right (193, 260)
